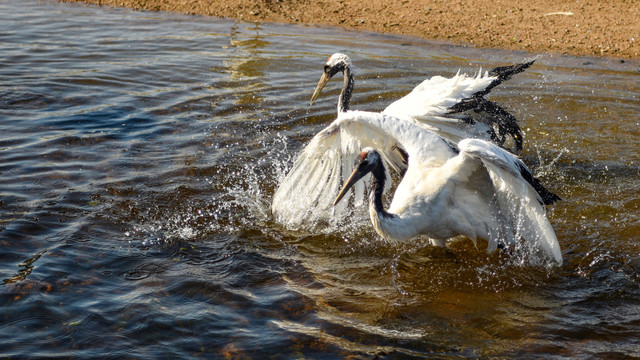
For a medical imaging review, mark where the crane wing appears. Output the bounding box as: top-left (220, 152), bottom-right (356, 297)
top-left (382, 71), bottom-right (496, 118)
top-left (382, 72), bottom-right (500, 148)
top-left (272, 110), bottom-right (457, 231)
top-left (383, 62), bottom-right (534, 152)
top-left (271, 112), bottom-right (402, 231)
top-left (272, 110), bottom-right (459, 231)
top-left (458, 139), bottom-right (562, 265)
top-left (384, 61), bottom-right (534, 118)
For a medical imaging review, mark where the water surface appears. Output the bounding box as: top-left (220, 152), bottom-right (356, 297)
top-left (1, 1), bottom-right (640, 358)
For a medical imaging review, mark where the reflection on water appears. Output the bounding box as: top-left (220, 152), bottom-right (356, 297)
top-left (1, 0), bottom-right (640, 358)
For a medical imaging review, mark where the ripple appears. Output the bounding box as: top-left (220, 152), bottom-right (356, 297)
top-left (2, 0), bottom-right (640, 358)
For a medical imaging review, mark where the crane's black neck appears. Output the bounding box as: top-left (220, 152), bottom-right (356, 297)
top-left (338, 65), bottom-right (354, 113)
top-left (368, 159), bottom-right (393, 218)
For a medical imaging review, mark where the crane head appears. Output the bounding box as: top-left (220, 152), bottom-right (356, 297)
top-left (310, 53), bottom-right (353, 105)
top-left (333, 148), bottom-right (381, 206)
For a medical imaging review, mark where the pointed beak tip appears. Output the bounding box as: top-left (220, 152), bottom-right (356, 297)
top-left (310, 73), bottom-right (330, 106)
top-left (309, 92), bottom-right (319, 106)
top-left (332, 194), bottom-right (342, 207)
top-left (332, 167), bottom-right (363, 208)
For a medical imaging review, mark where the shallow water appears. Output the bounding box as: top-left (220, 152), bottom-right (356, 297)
top-left (1, 1), bottom-right (640, 358)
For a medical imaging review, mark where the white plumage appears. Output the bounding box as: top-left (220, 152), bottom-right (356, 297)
top-left (383, 69), bottom-right (494, 117)
top-left (271, 110), bottom-right (562, 265)
top-left (310, 53), bottom-right (531, 154)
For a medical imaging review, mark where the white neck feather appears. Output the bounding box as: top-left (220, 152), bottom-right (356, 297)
top-left (368, 202), bottom-right (417, 243)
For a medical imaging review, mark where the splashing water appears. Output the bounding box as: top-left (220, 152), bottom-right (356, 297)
top-left (2, 1), bottom-right (640, 358)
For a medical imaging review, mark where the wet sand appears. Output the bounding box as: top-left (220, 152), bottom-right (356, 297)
top-left (62, 0), bottom-right (638, 59)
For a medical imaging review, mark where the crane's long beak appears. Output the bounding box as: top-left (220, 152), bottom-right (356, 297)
top-left (310, 72), bottom-right (330, 105)
top-left (333, 167), bottom-right (366, 206)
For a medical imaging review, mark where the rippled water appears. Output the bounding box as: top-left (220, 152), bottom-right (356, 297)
top-left (2, 1), bottom-right (640, 358)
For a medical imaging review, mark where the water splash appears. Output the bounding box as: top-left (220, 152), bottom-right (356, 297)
top-left (534, 144), bottom-right (568, 180)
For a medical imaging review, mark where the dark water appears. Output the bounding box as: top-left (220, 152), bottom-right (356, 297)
top-left (2, 1), bottom-right (640, 358)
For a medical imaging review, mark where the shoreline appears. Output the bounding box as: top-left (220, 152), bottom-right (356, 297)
top-left (62, 0), bottom-right (639, 59)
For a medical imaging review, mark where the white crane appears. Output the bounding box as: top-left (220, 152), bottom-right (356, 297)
top-left (310, 53), bottom-right (531, 153)
top-left (271, 110), bottom-right (562, 265)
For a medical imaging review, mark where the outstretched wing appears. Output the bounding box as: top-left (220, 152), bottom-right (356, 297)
top-left (382, 70), bottom-right (497, 118)
top-left (271, 112), bottom-right (400, 231)
top-left (272, 111), bottom-right (455, 231)
top-left (458, 138), bottom-right (562, 265)
top-left (383, 62), bottom-right (533, 152)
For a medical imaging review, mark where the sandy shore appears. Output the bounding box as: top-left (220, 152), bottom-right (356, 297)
top-left (62, 0), bottom-right (639, 59)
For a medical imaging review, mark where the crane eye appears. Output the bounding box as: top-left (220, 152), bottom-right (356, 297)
top-left (357, 155), bottom-right (371, 169)
top-left (323, 65), bottom-right (330, 72)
